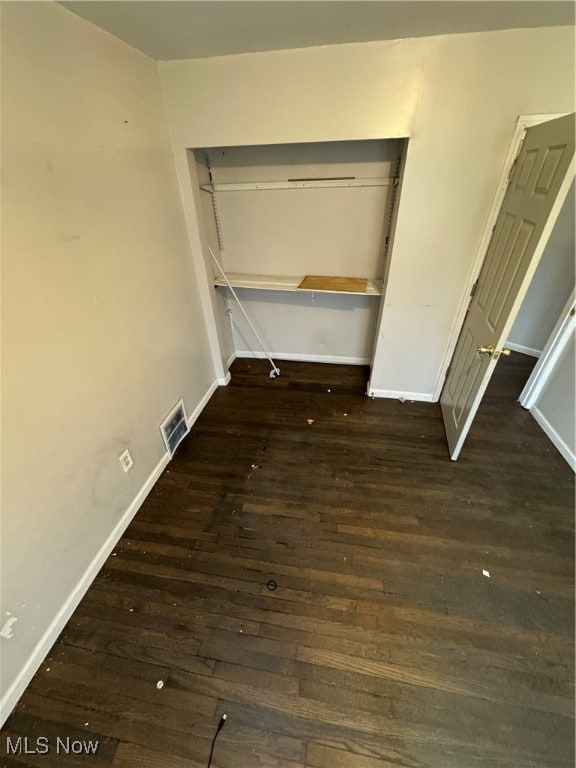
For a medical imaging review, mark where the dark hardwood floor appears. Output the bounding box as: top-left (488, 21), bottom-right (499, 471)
top-left (2, 355), bottom-right (574, 768)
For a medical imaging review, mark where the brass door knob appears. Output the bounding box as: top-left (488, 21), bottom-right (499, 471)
top-left (477, 345), bottom-right (512, 357)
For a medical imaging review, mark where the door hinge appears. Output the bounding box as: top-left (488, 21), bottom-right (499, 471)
top-left (470, 279), bottom-right (479, 299)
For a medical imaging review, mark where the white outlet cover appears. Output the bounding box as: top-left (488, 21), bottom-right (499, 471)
top-left (119, 449), bottom-right (133, 472)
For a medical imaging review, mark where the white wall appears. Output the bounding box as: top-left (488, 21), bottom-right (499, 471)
top-left (531, 328), bottom-right (576, 470)
top-left (1, 2), bottom-right (215, 718)
top-left (203, 140), bottom-right (400, 278)
top-left (229, 290), bottom-right (379, 365)
top-left (508, 182), bottom-right (575, 356)
top-left (160, 27), bottom-right (574, 399)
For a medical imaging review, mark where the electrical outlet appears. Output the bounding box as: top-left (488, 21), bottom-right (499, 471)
top-left (119, 449), bottom-right (134, 473)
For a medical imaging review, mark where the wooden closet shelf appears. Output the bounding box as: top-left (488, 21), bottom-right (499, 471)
top-left (213, 273), bottom-right (383, 296)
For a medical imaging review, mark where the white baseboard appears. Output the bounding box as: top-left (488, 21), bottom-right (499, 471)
top-left (367, 387), bottom-right (435, 402)
top-left (506, 342), bottom-right (542, 358)
top-left (226, 352), bottom-right (237, 370)
top-left (235, 350), bottom-right (370, 365)
top-left (0, 451), bottom-right (169, 727)
top-left (186, 380), bottom-right (219, 429)
top-left (530, 405), bottom-right (576, 471)
top-left (0, 378), bottom-right (222, 727)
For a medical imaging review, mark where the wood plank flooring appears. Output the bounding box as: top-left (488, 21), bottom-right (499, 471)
top-left (2, 355), bottom-right (574, 768)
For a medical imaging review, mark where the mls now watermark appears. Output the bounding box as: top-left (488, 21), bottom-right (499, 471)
top-left (5, 735), bottom-right (100, 756)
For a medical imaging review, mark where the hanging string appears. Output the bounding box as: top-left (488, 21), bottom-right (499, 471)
top-left (208, 247), bottom-right (280, 378)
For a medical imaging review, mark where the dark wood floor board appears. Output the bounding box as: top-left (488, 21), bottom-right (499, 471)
top-left (79, 582), bottom-right (264, 642)
top-left (2, 712), bottom-right (117, 768)
top-left (196, 631), bottom-right (300, 679)
top-left (214, 660), bottom-right (300, 696)
top-left (101, 552), bottom-right (264, 597)
top-left (12, 690), bottom-right (218, 765)
top-left (60, 623), bottom-right (216, 678)
top-left (170, 668), bottom-right (482, 759)
top-left (297, 660), bottom-right (572, 736)
top-left (323, 522), bottom-right (574, 578)
top-left (111, 743), bottom-right (205, 768)
top-left (2, 355), bottom-right (574, 767)
top-left (59, 608), bottom-right (203, 659)
top-left (305, 741), bottom-right (411, 768)
top-left (361, 598), bottom-right (571, 666)
top-left (348, 545), bottom-right (574, 602)
top-left (106, 545), bottom-right (389, 605)
top-left (321, 506), bottom-right (575, 555)
top-left (296, 645), bottom-right (573, 717)
top-left (25, 662), bottom-right (218, 726)
top-left (212, 699), bottom-right (424, 768)
top-left (111, 718), bottom-right (307, 768)
top-left (86, 574), bottom-right (378, 648)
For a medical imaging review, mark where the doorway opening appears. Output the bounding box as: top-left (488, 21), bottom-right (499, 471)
top-left (440, 113), bottom-right (575, 460)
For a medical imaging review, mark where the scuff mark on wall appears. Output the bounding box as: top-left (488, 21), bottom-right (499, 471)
top-left (0, 617), bottom-right (18, 639)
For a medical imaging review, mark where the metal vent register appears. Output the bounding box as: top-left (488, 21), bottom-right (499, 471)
top-left (160, 399), bottom-right (189, 456)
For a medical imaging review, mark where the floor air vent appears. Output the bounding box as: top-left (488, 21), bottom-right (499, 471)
top-left (161, 399), bottom-right (189, 456)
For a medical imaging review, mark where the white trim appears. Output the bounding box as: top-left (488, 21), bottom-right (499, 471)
top-left (520, 290), bottom-right (576, 408)
top-left (0, 451), bottom-right (169, 727)
top-left (172, 150), bottom-right (227, 382)
top-left (367, 387), bottom-right (435, 402)
top-left (530, 405), bottom-right (576, 472)
top-left (505, 342), bottom-right (541, 358)
top-left (226, 351), bottom-right (237, 370)
top-left (432, 113), bottom-right (570, 401)
top-left (235, 350), bottom-right (370, 366)
top-left (0, 377), bottom-right (223, 727)
top-left (186, 379), bottom-right (220, 428)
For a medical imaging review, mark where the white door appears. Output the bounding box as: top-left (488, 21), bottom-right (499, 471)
top-left (441, 113), bottom-right (575, 460)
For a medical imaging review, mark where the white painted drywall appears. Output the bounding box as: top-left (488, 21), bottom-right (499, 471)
top-left (507, 181), bottom-right (575, 356)
top-left (531, 327), bottom-right (576, 469)
top-left (1, 2), bottom-right (215, 712)
top-left (228, 289), bottom-right (379, 364)
top-left (205, 140), bottom-right (400, 279)
top-left (159, 27), bottom-right (574, 397)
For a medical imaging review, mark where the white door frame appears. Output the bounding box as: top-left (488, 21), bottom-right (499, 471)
top-left (432, 113), bottom-right (569, 401)
top-left (519, 288), bottom-right (576, 408)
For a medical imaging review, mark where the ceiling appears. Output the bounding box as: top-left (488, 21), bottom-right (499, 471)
top-left (60, 1), bottom-right (575, 61)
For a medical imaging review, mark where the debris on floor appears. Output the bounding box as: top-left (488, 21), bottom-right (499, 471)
top-left (307, 419), bottom-right (314, 425)
top-left (156, 680), bottom-right (164, 689)
top-left (482, 569), bottom-right (490, 578)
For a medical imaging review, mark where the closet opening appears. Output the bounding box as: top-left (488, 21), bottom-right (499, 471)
top-left (189, 138), bottom-right (408, 380)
